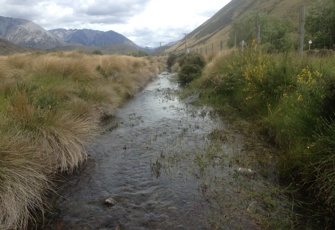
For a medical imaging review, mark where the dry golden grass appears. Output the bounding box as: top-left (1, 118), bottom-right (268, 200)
top-left (0, 51), bottom-right (165, 229)
top-left (0, 132), bottom-right (52, 230)
top-left (36, 112), bottom-right (98, 172)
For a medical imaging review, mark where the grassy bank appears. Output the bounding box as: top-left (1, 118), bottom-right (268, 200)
top-left (0, 51), bottom-right (165, 229)
top-left (176, 47), bottom-right (335, 227)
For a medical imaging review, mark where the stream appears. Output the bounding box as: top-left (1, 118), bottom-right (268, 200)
top-left (44, 72), bottom-right (280, 230)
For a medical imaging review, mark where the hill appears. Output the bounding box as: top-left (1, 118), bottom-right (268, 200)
top-left (167, 0), bottom-right (313, 53)
top-left (0, 38), bottom-right (34, 55)
top-left (50, 43), bottom-right (140, 55)
top-left (49, 29), bottom-right (139, 48)
top-left (0, 16), bottom-right (66, 49)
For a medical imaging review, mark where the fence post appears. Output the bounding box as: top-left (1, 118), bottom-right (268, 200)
top-left (298, 5), bottom-right (306, 56)
top-left (256, 13), bottom-right (261, 45)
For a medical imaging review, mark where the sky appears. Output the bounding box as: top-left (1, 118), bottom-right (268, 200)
top-left (0, 0), bottom-right (231, 47)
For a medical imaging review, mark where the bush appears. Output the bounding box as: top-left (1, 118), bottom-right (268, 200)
top-left (92, 50), bottom-right (103, 55)
top-left (177, 53), bottom-right (205, 85)
top-left (195, 46), bottom-right (335, 226)
top-left (166, 53), bottom-right (177, 70)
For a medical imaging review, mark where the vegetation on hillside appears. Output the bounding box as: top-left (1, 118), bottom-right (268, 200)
top-left (306, 0), bottom-right (335, 49)
top-left (0, 51), bottom-right (165, 229)
top-left (227, 11), bottom-right (294, 52)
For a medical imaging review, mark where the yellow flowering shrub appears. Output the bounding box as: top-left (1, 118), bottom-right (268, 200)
top-left (296, 65), bottom-right (325, 103)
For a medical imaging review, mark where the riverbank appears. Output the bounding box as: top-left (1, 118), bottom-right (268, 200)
top-left (0, 51), bottom-right (165, 229)
top-left (174, 48), bottom-right (335, 228)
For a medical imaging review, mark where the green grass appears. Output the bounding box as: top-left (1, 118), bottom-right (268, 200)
top-left (183, 47), bottom-right (335, 228)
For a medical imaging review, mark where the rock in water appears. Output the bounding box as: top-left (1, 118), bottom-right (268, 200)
top-left (104, 197), bottom-right (116, 206)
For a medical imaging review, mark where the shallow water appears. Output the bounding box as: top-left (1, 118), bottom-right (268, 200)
top-left (44, 73), bottom-right (263, 230)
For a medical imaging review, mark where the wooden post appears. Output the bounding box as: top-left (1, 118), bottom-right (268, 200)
top-left (256, 13), bottom-right (261, 45)
top-left (298, 6), bottom-right (306, 56)
top-left (234, 34), bottom-right (237, 47)
top-left (183, 33), bottom-right (187, 53)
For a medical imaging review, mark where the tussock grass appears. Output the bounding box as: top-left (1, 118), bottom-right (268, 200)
top-left (0, 132), bottom-right (51, 230)
top-left (0, 51), bottom-right (165, 229)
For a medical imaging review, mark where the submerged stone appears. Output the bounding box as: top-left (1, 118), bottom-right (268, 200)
top-left (104, 197), bottom-right (116, 206)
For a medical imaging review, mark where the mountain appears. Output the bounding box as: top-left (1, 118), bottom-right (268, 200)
top-left (0, 16), bottom-right (66, 49)
top-left (49, 29), bottom-right (138, 48)
top-left (0, 16), bottom-right (140, 53)
top-left (0, 38), bottom-right (34, 55)
top-left (167, 0), bottom-right (313, 53)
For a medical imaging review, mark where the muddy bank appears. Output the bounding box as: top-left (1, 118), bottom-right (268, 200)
top-left (44, 72), bottom-right (290, 229)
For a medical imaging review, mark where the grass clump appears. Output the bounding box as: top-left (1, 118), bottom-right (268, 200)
top-left (0, 51), bottom-right (165, 229)
top-left (188, 45), bottom-right (335, 228)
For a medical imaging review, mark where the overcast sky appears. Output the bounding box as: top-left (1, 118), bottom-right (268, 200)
top-left (0, 0), bottom-right (231, 47)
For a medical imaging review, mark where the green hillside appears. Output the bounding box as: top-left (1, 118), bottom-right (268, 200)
top-left (168, 0), bottom-right (313, 53)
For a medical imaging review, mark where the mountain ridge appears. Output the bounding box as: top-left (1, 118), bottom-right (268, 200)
top-left (0, 15), bottom-right (66, 49)
top-left (0, 15), bottom-right (140, 53)
top-left (49, 28), bottom-right (139, 48)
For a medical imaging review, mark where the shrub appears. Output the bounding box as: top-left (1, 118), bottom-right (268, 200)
top-left (177, 53), bottom-right (205, 85)
top-left (195, 46), bottom-right (335, 226)
top-left (92, 50), bottom-right (103, 55)
top-left (167, 53), bottom-right (177, 70)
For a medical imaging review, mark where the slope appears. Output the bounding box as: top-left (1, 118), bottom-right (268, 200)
top-left (0, 38), bottom-right (34, 55)
top-left (167, 0), bottom-right (313, 54)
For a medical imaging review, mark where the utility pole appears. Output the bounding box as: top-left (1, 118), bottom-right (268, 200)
top-left (298, 5), bottom-right (306, 56)
top-left (234, 33), bottom-right (237, 47)
top-left (256, 12), bottom-right (261, 45)
top-left (183, 33), bottom-right (187, 53)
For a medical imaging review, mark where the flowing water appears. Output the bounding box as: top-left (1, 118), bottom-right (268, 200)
top-left (44, 72), bottom-right (280, 230)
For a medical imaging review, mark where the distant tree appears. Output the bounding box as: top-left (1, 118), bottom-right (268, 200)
top-left (130, 50), bottom-right (149, 57)
top-left (92, 50), bottom-right (103, 55)
top-left (306, 0), bottom-right (335, 49)
top-left (228, 11), bottom-right (293, 52)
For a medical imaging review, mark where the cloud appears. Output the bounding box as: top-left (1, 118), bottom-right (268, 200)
top-left (82, 0), bottom-right (150, 17)
top-left (0, 0), bottom-right (229, 47)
